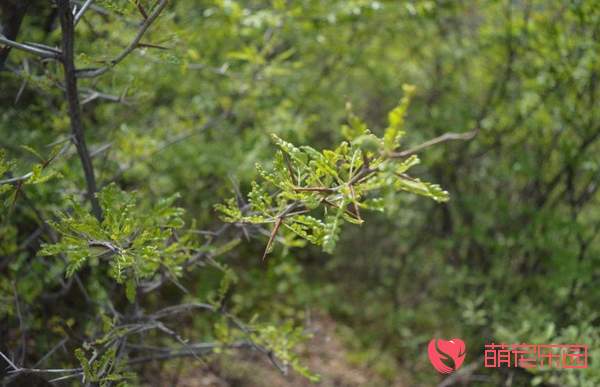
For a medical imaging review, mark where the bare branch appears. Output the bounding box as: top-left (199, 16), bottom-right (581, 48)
top-left (32, 338), bottom-right (69, 369)
top-left (23, 41), bottom-right (62, 55)
top-left (1, 350), bottom-right (81, 378)
top-left (0, 172), bottom-right (33, 185)
top-left (149, 303), bottom-right (215, 320)
top-left (0, 351), bottom-right (18, 371)
top-left (74, 0), bottom-right (94, 26)
top-left (389, 128), bottom-right (479, 159)
top-left (80, 88), bottom-right (130, 105)
top-left (124, 341), bottom-right (250, 366)
top-left (0, 35), bottom-right (62, 60)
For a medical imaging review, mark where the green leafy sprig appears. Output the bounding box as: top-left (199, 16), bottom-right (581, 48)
top-left (40, 184), bottom-right (194, 302)
top-left (216, 86), bottom-right (449, 258)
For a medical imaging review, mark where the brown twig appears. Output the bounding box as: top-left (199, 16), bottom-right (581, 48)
top-left (293, 186), bottom-right (335, 193)
top-left (389, 129), bottom-right (478, 159)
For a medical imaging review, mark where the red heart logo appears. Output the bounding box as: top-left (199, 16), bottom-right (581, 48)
top-left (428, 338), bottom-right (466, 374)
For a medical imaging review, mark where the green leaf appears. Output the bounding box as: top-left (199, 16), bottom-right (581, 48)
top-left (215, 198), bottom-right (243, 222)
top-left (323, 206), bottom-right (344, 254)
top-left (271, 134), bottom-right (308, 166)
top-left (341, 103), bottom-right (369, 140)
top-left (395, 154), bottom-right (420, 174)
top-left (27, 164), bottom-right (59, 185)
top-left (125, 278), bottom-right (136, 303)
top-left (395, 175), bottom-right (449, 202)
top-left (75, 348), bottom-right (94, 382)
top-left (20, 145), bottom-right (45, 162)
top-left (383, 84), bottom-right (416, 152)
top-left (352, 134), bottom-right (382, 154)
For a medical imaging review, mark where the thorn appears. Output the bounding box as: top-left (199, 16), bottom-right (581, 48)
top-left (262, 217), bottom-right (283, 262)
top-left (136, 1), bottom-right (149, 19)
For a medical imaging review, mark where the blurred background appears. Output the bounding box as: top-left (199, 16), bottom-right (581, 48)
top-left (1, 1), bottom-right (599, 386)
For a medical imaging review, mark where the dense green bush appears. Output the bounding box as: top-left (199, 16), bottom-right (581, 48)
top-left (1, 1), bottom-right (598, 386)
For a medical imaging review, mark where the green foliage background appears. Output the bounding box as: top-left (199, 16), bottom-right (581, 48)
top-left (1, 1), bottom-right (598, 386)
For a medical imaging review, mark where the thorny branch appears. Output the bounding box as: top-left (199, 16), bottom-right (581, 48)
top-left (0, 298), bottom-right (288, 384)
top-left (57, 0), bottom-right (103, 221)
top-left (0, 35), bottom-right (62, 61)
top-left (74, 0), bottom-right (95, 26)
top-left (76, 0), bottom-right (168, 78)
top-left (247, 124), bottom-right (477, 261)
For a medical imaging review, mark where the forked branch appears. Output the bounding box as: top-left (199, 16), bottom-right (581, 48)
top-left (76, 0), bottom-right (168, 78)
